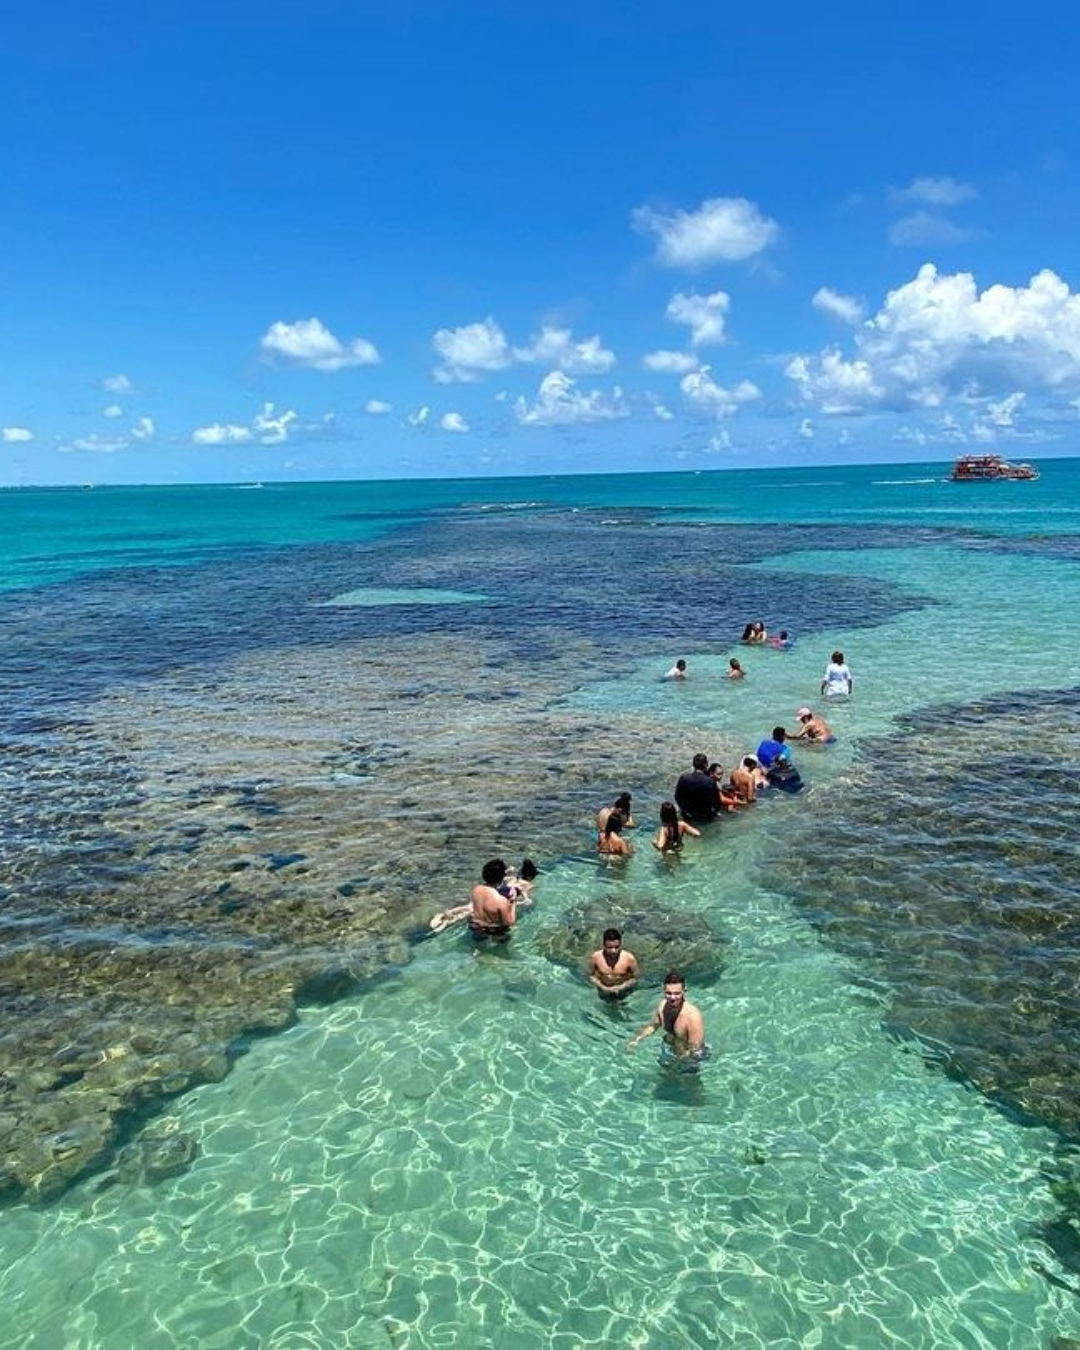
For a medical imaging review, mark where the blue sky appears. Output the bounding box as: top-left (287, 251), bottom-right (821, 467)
top-left (3, 0), bottom-right (1079, 484)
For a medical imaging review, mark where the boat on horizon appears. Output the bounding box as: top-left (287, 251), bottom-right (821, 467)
top-left (949, 454), bottom-right (1039, 482)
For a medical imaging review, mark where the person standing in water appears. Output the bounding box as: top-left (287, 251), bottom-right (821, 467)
top-left (730, 755), bottom-right (763, 803)
top-left (596, 793), bottom-right (635, 835)
top-left (587, 928), bottom-right (640, 999)
top-left (821, 650), bottom-right (853, 698)
top-left (598, 812), bottom-right (634, 858)
top-left (652, 801), bottom-right (702, 853)
top-left (674, 753), bottom-right (720, 823)
top-left (663, 659), bottom-right (688, 680)
top-left (627, 971), bottom-right (708, 1063)
top-left (468, 859), bottom-right (517, 942)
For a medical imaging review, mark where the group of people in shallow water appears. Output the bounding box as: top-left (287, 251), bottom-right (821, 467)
top-left (739, 619), bottom-right (794, 651)
top-left (596, 700), bottom-right (837, 860)
top-left (441, 632), bottom-right (854, 1069)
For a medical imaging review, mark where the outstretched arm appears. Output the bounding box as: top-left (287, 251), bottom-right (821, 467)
top-left (627, 1007), bottom-right (660, 1051)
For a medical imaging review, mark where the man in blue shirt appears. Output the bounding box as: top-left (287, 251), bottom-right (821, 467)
top-left (755, 726), bottom-right (790, 770)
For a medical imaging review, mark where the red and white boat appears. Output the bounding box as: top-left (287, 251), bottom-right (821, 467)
top-left (949, 454), bottom-right (1039, 481)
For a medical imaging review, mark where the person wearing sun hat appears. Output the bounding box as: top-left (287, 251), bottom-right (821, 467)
top-left (790, 706), bottom-right (835, 744)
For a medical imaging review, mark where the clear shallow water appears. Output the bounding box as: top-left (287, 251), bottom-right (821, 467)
top-left (3, 461), bottom-right (1080, 1348)
top-left (1, 854), bottom-right (1074, 1349)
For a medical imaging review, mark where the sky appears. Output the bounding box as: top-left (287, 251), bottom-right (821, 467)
top-left (3, 0), bottom-right (1080, 485)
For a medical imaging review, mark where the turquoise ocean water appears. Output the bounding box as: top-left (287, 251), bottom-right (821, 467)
top-left (3, 459), bottom-right (1080, 1348)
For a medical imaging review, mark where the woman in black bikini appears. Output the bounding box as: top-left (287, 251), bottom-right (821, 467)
top-left (652, 801), bottom-right (701, 854)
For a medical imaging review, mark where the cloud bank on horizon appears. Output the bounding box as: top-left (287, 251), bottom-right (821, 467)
top-left (2, 1), bottom-right (1078, 483)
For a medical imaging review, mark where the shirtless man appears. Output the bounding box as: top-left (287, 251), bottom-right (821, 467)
top-left (730, 755), bottom-right (764, 803)
top-left (430, 858), bottom-right (537, 934)
top-left (587, 928), bottom-right (640, 999)
top-left (627, 971), bottom-right (707, 1063)
top-left (468, 858), bottom-right (516, 942)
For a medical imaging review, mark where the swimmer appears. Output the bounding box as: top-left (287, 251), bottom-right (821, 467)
top-left (663, 658), bottom-right (688, 681)
top-left (596, 793), bottom-right (635, 835)
top-left (755, 726), bottom-right (791, 771)
top-left (627, 970), bottom-right (708, 1063)
top-left (707, 763), bottom-right (742, 813)
top-left (790, 706), bottom-right (835, 744)
top-left (652, 800), bottom-right (702, 854)
top-left (598, 812), bottom-right (634, 858)
top-left (730, 755), bottom-right (764, 803)
top-left (429, 857), bottom-right (538, 933)
top-left (468, 859), bottom-right (516, 942)
top-left (740, 620), bottom-right (767, 644)
top-left (821, 650), bottom-right (853, 698)
top-left (768, 629), bottom-right (794, 650)
top-left (727, 657), bottom-right (745, 680)
top-left (673, 753), bottom-right (720, 824)
top-left (587, 928), bottom-right (640, 999)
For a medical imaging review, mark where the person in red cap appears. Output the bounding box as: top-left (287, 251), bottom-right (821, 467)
top-left (790, 706), bottom-right (835, 745)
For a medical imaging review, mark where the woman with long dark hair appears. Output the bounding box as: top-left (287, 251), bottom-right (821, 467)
top-left (652, 801), bottom-right (701, 854)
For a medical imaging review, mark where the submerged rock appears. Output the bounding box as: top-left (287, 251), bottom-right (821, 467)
top-left (115, 1129), bottom-right (198, 1185)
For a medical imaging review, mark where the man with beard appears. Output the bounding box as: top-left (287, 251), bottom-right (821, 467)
top-left (586, 928), bottom-right (640, 999)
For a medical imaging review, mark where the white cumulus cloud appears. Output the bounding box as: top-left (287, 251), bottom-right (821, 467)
top-left (101, 373), bottom-right (134, 394)
top-left (642, 350), bottom-right (700, 375)
top-left (440, 411), bottom-right (470, 433)
top-left (514, 372), bottom-right (629, 426)
top-left (260, 318), bottom-right (380, 371)
top-left (407, 406), bottom-right (431, 426)
top-left (130, 416), bottom-right (155, 441)
top-left (192, 423), bottom-right (254, 445)
top-left (433, 318), bottom-right (513, 382)
top-left (514, 326), bottom-right (616, 374)
top-left (666, 291), bottom-right (730, 346)
top-left (680, 368), bottom-right (761, 419)
top-left (433, 318), bottom-right (614, 381)
top-left (365, 399), bottom-right (393, 415)
top-left (787, 265), bottom-right (1080, 415)
top-left (253, 403), bottom-right (297, 444)
top-left (2, 426), bottom-right (34, 443)
top-left (812, 287), bottom-right (865, 325)
top-left (633, 196), bottom-right (779, 268)
top-left (102, 404), bottom-right (124, 419)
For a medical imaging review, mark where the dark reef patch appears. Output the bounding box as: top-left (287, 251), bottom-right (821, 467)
top-left (760, 687), bottom-right (1080, 1268)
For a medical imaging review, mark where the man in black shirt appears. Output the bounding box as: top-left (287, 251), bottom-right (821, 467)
top-left (673, 752), bottom-right (719, 823)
